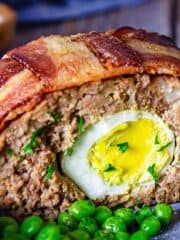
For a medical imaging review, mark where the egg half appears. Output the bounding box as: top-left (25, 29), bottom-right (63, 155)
top-left (62, 110), bottom-right (175, 200)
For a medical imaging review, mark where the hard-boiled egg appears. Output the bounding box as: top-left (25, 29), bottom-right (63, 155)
top-left (62, 110), bottom-right (175, 200)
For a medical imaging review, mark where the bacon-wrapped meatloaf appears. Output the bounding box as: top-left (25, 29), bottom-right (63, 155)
top-left (0, 27), bottom-right (179, 219)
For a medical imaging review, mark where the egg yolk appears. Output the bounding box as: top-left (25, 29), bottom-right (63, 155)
top-left (88, 118), bottom-right (171, 186)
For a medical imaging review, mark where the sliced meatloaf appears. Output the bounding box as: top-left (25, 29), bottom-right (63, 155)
top-left (0, 27), bottom-right (179, 219)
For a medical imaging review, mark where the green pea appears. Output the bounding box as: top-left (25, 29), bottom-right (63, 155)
top-left (45, 220), bottom-right (56, 226)
top-left (94, 206), bottom-right (112, 225)
top-left (35, 225), bottom-right (61, 240)
top-left (59, 236), bottom-right (71, 240)
top-left (93, 237), bottom-right (108, 240)
top-left (114, 208), bottom-right (135, 225)
top-left (135, 206), bottom-right (153, 224)
top-left (94, 230), bottom-right (115, 239)
top-left (79, 217), bottom-right (98, 235)
top-left (130, 231), bottom-right (148, 240)
top-left (94, 230), bottom-right (109, 237)
top-left (116, 232), bottom-right (130, 240)
top-left (58, 211), bottom-right (78, 229)
top-left (102, 217), bottom-right (127, 233)
top-left (95, 237), bottom-right (115, 240)
top-left (3, 224), bottom-right (19, 237)
top-left (58, 225), bottom-right (70, 235)
top-left (107, 233), bottom-right (116, 240)
top-left (68, 229), bottom-right (90, 240)
top-left (20, 215), bottom-right (43, 237)
top-left (0, 216), bottom-right (18, 229)
top-left (154, 203), bottom-right (173, 225)
top-left (69, 200), bottom-right (96, 221)
top-left (140, 216), bottom-right (161, 237)
top-left (3, 233), bottom-right (29, 240)
top-left (0, 217), bottom-right (19, 238)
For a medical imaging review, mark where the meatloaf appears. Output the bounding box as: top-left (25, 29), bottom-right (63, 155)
top-left (0, 27), bottom-right (179, 219)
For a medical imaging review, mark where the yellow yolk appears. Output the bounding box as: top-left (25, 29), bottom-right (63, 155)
top-left (62, 110), bottom-right (175, 200)
top-left (88, 118), bottom-right (171, 186)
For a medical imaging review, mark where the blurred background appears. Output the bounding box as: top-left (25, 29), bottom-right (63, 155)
top-left (0, 0), bottom-right (179, 54)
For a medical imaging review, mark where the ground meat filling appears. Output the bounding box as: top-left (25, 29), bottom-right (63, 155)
top-left (0, 74), bottom-right (179, 219)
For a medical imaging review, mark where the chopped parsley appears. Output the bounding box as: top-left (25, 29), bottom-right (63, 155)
top-left (67, 147), bottom-right (73, 157)
top-left (104, 163), bottom-right (116, 172)
top-left (18, 154), bottom-right (24, 160)
top-left (154, 133), bottom-right (159, 144)
top-left (46, 109), bottom-right (63, 122)
top-left (147, 163), bottom-right (159, 185)
top-left (77, 117), bottom-right (84, 139)
top-left (8, 128), bottom-right (14, 132)
top-left (54, 112), bottom-right (63, 121)
top-left (44, 165), bottom-right (54, 182)
top-left (66, 117), bottom-right (84, 156)
top-left (46, 109), bottom-right (52, 115)
top-left (117, 142), bottom-right (129, 153)
top-left (23, 128), bottom-right (43, 154)
top-left (157, 141), bottom-right (172, 152)
top-left (7, 148), bottom-right (14, 157)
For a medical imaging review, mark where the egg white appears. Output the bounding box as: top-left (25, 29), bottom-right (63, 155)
top-left (62, 110), bottom-right (175, 200)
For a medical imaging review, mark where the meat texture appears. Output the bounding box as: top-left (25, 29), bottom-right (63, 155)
top-left (0, 27), bottom-right (179, 219)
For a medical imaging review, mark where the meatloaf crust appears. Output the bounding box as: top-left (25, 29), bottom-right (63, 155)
top-left (0, 27), bottom-right (179, 219)
top-left (0, 27), bottom-right (179, 132)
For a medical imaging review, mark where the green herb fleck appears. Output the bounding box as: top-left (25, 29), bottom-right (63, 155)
top-left (46, 109), bottom-right (52, 114)
top-left (104, 163), bottom-right (116, 172)
top-left (147, 163), bottom-right (159, 185)
top-left (77, 117), bottom-right (84, 138)
top-left (154, 133), bottom-right (159, 144)
top-left (8, 148), bottom-right (14, 157)
top-left (66, 117), bottom-right (84, 156)
top-left (73, 116), bottom-right (84, 145)
top-left (18, 155), bottom-right (24, 160)
top-left (44, 165), bottom-right (54, 182)
top-left (54, 112), bottom-right (63, 121)
top-left (157, 141), bottom-right (172, 152)
top-left (117, 142), bottom-right (129, 153)
top-left (8, 128), bottom-right (14, 132)
top-left (46, 109), bottom-right (52, 115)
top-left (67, 147), bottom-right (73, 157)
top-left (46, 109), bottom-right (63, 122)
top-left (23, 128), bottom-right (43, 154)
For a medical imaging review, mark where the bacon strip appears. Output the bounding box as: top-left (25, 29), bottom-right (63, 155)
top-left (0, 58), bottom-right (43, 130)
top-left (0, 58), bottom-right (24, 88)
top-left (112, 27), bottom-right (180, 75)
top-left (76, 32), bottom-right (142, 69)
top-left (0, 27), bottom-right (179, 132)
top-left (112, 26), bottom-right (177, 48)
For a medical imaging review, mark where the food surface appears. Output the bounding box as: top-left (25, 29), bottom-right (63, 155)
top-left (0, 27), bottom-right (179, 219)
top-left (0, 200), bottom-right (175, 240)
top-left (0, 26), bottom-right (180, 132)
top-left (63, 110), bottom-right (175, 200)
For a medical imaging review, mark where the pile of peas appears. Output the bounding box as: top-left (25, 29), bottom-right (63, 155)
top-left (0, 200), bottom-right (174, 240)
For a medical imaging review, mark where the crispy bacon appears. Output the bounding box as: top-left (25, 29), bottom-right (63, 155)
top-left (0, 58), bottom-right (43, 130)
top-left (77, 32), bottom-right (142, 68)
top-left (112, 27), bottom-right (178, 48)
top-left (112, 27), bottom-right (180, 75)
top-left (9, 38), bottom-right (57, 88)
top-left (0, 58), bottom-right (24, 88)
top-left (0, 27), bottom-right (179, 132)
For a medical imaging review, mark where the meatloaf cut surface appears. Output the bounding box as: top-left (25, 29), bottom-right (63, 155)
top-left (0, 27), bottom-right (179, 219)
